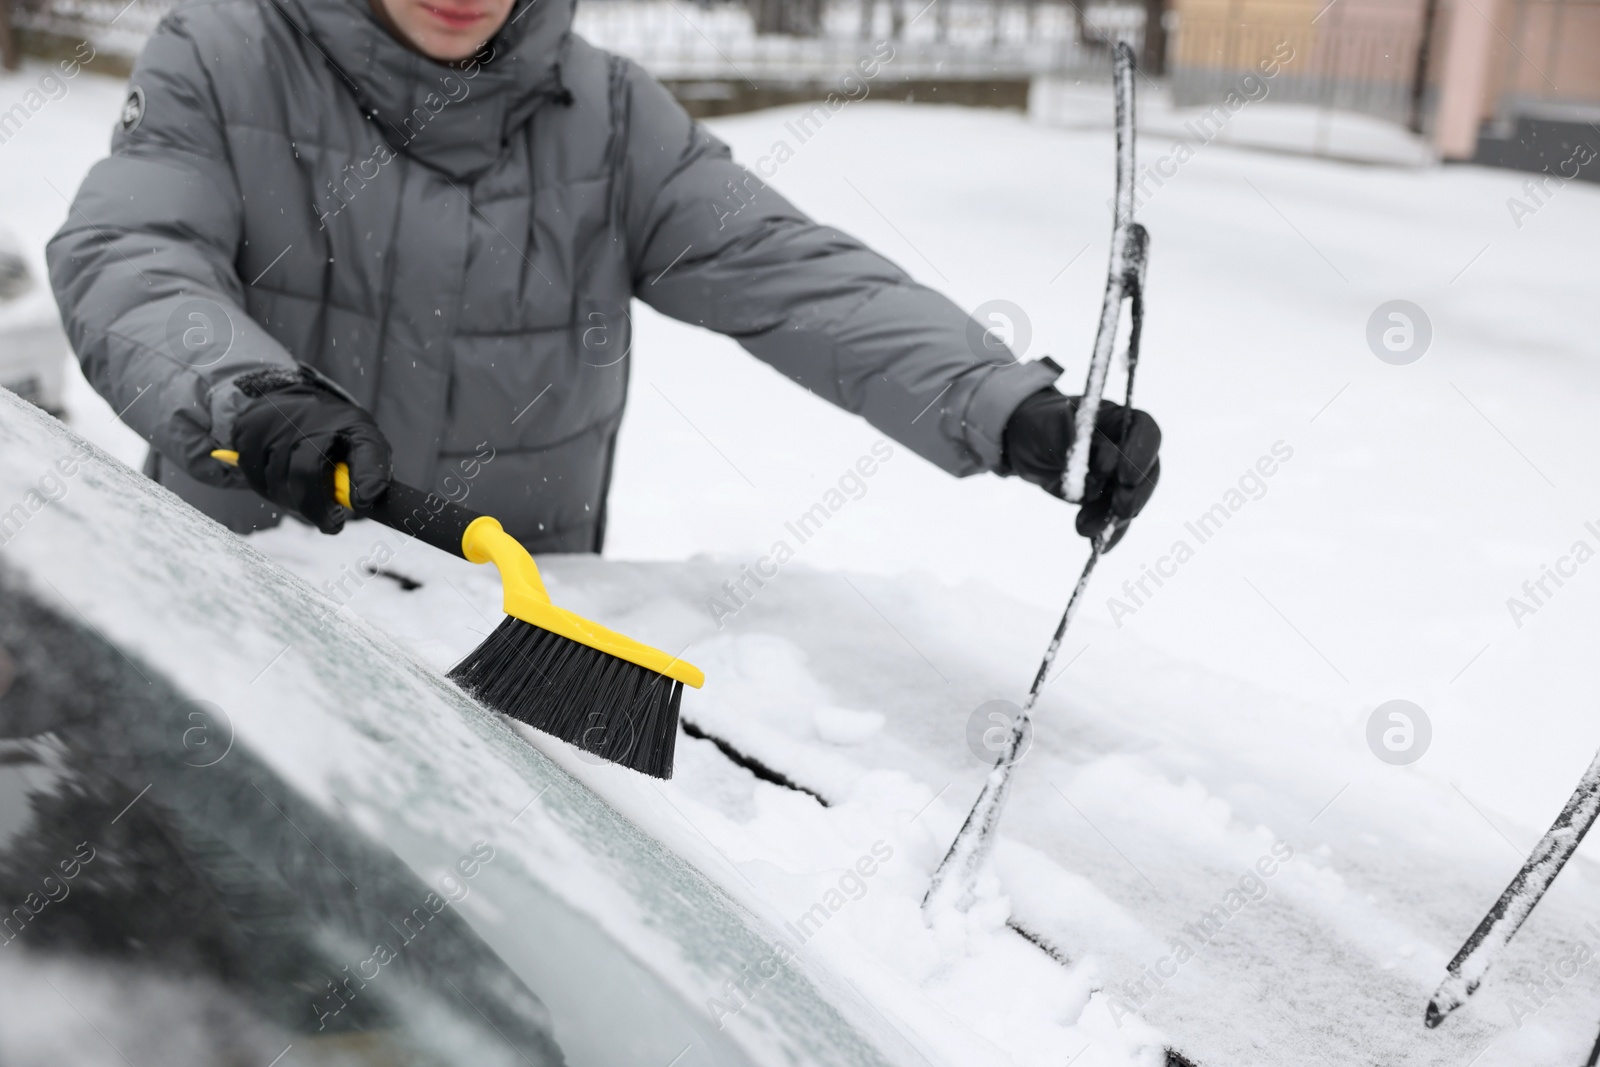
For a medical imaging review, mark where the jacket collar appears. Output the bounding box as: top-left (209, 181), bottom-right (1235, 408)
top-left (269, 0), bottom-right (572, 179)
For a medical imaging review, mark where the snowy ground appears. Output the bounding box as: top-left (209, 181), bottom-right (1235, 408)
top-left (13, 58), bottom-right (1600, 1066)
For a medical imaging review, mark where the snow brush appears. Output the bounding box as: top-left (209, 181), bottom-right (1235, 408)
top-left (923, 41), bottom-right (1149, 915)
top-left (1425, 745), bottom-right (1600, 1028)
top-left (212, 449), bottom-right (703, 777)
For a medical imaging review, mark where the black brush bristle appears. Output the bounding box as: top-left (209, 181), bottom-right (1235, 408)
top-left (449, 616), bottom-right (682, 778)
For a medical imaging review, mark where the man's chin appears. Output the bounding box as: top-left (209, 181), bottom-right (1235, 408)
top-left (415, 34), bottom-right (487, 61)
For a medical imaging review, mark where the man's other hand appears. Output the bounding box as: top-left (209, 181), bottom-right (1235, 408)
top-left (1001, 387), bottom-right (1161, 550)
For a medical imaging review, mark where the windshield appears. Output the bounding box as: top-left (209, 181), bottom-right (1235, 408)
top-left (0, 388), bottom-right (904, 1067)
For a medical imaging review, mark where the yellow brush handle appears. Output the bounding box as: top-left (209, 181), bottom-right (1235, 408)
top-left (211, 449), bottom-right (351, 509)
top-left (208, 447), bottom-right (702, 688)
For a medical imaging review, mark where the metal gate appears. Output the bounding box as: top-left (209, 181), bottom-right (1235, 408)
top-left (1168, 3), bottom-right (1432, 129)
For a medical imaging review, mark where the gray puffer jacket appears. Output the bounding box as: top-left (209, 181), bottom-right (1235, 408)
top-left (49, 0), bottom-right (1061, 550)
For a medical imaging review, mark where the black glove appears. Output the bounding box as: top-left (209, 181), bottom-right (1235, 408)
top-left (231, 369), bottom-right (392, 534)
top-left (1002, 387), bottom-right (1160, 550)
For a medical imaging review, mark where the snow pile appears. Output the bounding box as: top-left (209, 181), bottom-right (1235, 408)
top-left (222, 523), bottom-right (1173, 1066)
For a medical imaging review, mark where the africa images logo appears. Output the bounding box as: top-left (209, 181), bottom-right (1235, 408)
top-left (120, 86), bottom-right (145, 133)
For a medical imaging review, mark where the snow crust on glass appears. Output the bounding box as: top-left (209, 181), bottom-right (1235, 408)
top-left (0, 390), bottom-right (923, 1067)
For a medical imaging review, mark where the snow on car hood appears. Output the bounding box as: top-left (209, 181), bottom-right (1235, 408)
top-left (11, 376), bottom-right (1563, 1067)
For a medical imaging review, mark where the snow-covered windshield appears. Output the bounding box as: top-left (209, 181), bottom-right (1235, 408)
top-left (0, 579), bottom-right (572, 1065)
top-left (0, 389), bottom-right (907, 1067)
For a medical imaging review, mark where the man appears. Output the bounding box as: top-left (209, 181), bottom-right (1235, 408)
top-left (49, 0), bottom-right (1159, 550)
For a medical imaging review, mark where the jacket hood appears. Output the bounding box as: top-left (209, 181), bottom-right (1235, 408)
top-left (268, 0), bottom-right (574, 179)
